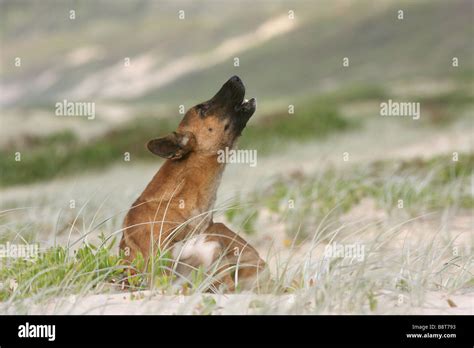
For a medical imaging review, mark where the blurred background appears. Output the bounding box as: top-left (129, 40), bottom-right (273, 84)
top-left (1, 0), bottom-right (472, 183)
top-left (0, 0), bottom-right (472, 245)
top-left (0, 0), bottom-right (473, 314)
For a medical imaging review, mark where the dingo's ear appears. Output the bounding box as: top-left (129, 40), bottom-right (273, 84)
top-left (147, 131), bottom-right (195, 160)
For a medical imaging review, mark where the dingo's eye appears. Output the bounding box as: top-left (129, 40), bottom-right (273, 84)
top-left (224, 123), bottom-right (230, 131)
top-left (208, 127), bottom-right (213, 132)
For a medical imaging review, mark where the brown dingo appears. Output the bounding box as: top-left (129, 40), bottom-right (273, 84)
top-left (120, 76), bottom-right (266, 292)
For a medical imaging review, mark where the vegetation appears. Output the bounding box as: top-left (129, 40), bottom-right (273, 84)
top-left (226, 153), bottom-right (473, 240)
top-left (0, 235), bottom-right (174, 302)
top-left (0, 98), bottom-right (353, 187)
top-left (0, 152), bottom-right (472, 313)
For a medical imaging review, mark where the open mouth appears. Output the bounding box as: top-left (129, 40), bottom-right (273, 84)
top-left (226, 76), bottom-right (256, 118)
top-left (211, 76), bottom-right (256, 118)
top-left (235, 97), bottom-right (256, 116)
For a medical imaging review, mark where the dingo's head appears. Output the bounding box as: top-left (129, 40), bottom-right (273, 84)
top-left (147, 76), bottom-right (256, 160)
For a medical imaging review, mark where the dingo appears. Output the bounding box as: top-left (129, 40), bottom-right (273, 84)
top-left (120, 76), bottom-right (266, 291)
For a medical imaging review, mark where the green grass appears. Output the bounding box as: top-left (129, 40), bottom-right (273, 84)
top-left (0, 152), bottom-right (472, 313)
top-left (0, 241), bottom-right (123, 301)
top-left (0, 98), bottom-right (353, 187)
top-left (0, 234), bottom-right (178, 302)
top-left (417, 88), bottom-right (474, 125)
top-left (0, 115), bottom-right (175, 186)
top-left (4, 78), bottom-right (470, 187)
top-left (241, 98), bottom-right (354, 153)
top-left (1, 213), bottom-right (470, 313)
top-left (226, 152), bottom-right (473, 240)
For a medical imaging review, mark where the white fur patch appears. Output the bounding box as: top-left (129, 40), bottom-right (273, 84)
top-left (181, 135), bottom-right (189, 146)
top-left (172, 235), bottom-right (220, 267)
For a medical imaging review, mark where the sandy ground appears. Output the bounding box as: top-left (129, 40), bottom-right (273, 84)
top-left (0, 116), bottom-right (472, 314)
top-left (2, 290), bottom-right (472, 315)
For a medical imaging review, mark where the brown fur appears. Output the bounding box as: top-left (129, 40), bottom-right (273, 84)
top-left (119, 76), bottom-right (266, 291)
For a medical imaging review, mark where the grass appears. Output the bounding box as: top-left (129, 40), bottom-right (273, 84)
top-left (0, 212), bottom-right (471, 314)
top-left (225, 152), bottom-right (473, 240)
top-left (1, 79), bottom-right (471, 187)
top-left (0, 235), bottom-right (181, 302)
top-left (1, 0), bottom-right (472, 314)
top-left (0, 98), bottom-right (353, 187)
top-left (0, 151), bottom-right (472, 313)
top-left (0, 115), bottom-right (175, 187)
top-left (241, 98), bottom-right (354, 153)
top-left (2, 80), bottom-right (471, 187)
top-left (0, 242), bottom-right (123, 302)
top-left (417, 88), bottom-right (474, 125)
